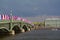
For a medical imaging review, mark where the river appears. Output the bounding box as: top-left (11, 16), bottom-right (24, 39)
top-left (0, 30), bottom-right (60, 40)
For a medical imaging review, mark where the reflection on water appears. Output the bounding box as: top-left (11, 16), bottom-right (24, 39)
top-left (0, 30), bottom-right (60, 40)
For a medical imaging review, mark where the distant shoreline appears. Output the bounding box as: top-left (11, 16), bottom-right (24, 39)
top-left (34, 26), bottom-right (60, 30)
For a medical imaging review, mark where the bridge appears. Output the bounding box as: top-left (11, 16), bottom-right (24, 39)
top-left (0, 14), bottom-right (34, 35)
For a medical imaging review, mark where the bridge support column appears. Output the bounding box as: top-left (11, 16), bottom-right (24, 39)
top-left (20, 28), bottom-right (25, 33)
top-left (27, 27), bottom-right (30, 31)
top-left (9, 30), bottom-right (15, 35)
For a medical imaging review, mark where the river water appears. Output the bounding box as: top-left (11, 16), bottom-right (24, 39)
top-left (0, 30), bottom-right (60, 40)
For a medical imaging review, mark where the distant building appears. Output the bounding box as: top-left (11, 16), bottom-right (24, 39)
top-left (45, 18), bottom-right (60, 28)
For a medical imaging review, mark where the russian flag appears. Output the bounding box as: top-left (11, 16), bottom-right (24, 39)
top-left (2, 14), bottom-right (5, 20)
top-left (2, 14), bottom-right (10, 20)
top-left (5, 15), bottom-right (10, 20)
top-left (12, 16), bottom-right (18, 20)
top-left (17, 17), bottom-right (22, 21)
top-left (0, 14), bottom-right (2, 20)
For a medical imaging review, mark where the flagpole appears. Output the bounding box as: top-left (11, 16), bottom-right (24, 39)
top-left (10, 9), bottom-right (13, 30)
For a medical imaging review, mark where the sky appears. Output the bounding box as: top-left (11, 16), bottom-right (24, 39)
top-left (0, 0), bottom-right (60, 17)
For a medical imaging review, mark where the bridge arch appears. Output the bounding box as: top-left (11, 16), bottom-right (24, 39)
top-left (22, 25), bottom-right (28, 32)
top-left (12, 25), bottom-right (21, 33)
top-left (28, 25), bottom-right (32, 28)
top-left (0, 27), bottom-right (9, 34)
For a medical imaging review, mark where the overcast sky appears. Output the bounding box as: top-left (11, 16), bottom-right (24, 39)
top-left (0, 0), bottom-right (60, 17)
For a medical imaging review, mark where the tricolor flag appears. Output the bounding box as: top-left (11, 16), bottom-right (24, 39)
top-left (17, 17), bottom-right (22, 21)
top-left (2, 14), bottom-right (5, 20)
top-left (5, 15), bottom-right (10, 20)
top-left (22, 18), bottom-right (31, 23)
top-left (0, 14), bottom-right (2, 20)
top-left (12, 16), bottom-right (18, 20)
top-left (2, 14), bottom-right (10, 20)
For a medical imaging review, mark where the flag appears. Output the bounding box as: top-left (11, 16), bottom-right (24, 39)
top-left (12, 16), bottom-right (18, 20)
top-left (17, 17), bottom-right (22, 21)
top-left (0, 14), bottom-right (1, 20)
top-left (2, 14), bottom-right (10, 20)
top-left (2, 14), bottom-right (5, 20)
top-left (5, 15), bottom-right (10, 20)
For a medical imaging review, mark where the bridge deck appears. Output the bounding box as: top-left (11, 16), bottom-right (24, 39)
top-left (0, 20), bottom-right (23, 23)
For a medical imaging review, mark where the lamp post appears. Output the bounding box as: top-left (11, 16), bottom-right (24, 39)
top-left (10, 10), bottom-right (13, 30)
